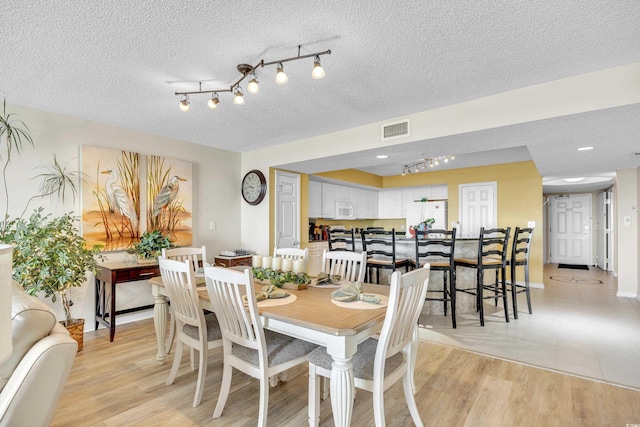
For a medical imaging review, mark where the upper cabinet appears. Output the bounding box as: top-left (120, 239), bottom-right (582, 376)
top-left (309, 180), bottom-right (323, 218)
top-left (309, 179), bottom-right (445, 219)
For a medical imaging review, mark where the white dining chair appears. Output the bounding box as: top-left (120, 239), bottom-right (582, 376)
top-left (161, 245), bottom-right (208, 357)
top-left (308, 265), bottom-right (430, 427)
top-left (273, 246), bottom-right (309, 272)
top-left (321, 249), bottom-right (367, 282)
top-left (204, 266), bottom-right (318, 427)
top-left (162, 245), bottom-right (208, 271)
top-left (158, 257), bottom-right (222, 408)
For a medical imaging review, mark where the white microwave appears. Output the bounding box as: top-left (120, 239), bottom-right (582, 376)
top-left (334, 201), bottom-right (355, 219)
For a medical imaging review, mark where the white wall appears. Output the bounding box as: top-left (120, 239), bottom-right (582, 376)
top-left (3, 104), bottom-right (242, 328)
top-left (615, 168), bottom-right (639, 298)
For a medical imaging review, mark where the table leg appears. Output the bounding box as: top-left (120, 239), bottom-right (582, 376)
top-left (153, 292), bottom-right (169, 364)
top-left (330, 356), bottom-right (354, 427)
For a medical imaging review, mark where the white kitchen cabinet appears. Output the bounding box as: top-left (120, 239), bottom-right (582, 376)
top-left (431, 184), bottom-right (448, 199)
top-left (362, 189), bottom-right (378, 218)
top-left (321, 183), bottom-right (338, 217)
top-left (379, 189), bottom-right (405, 218)
top-left (309, 180), bottom-right (323, 218)
top-left (307, 241), bottom-right (328, 276)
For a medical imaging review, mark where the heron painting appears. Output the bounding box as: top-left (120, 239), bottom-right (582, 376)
top-left (81, 147), bottom-right (192, 250)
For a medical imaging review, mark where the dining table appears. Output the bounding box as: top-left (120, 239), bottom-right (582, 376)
top-left (148, 273), bottom-right (392, 427)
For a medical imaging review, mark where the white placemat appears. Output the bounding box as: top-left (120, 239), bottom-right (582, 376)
top-left (331, 294), bottom-right (388, 310)
top-left (309, 278), bottom-right (353, 289)
top-left (257, 293), bottom-right (297, 308)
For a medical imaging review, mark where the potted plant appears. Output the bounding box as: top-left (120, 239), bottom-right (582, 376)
top-left (134, 230), bottom-right (173, 263)
top-left (0, 208), bottom-right (104, 349)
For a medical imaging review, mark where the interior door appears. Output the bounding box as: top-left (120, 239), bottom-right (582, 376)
top-left (458, 182), bottom-right (496, 237)
top-left (549, 194), bottom-right (591, 265)
top-left (275, 171), bottom-right (300, 250)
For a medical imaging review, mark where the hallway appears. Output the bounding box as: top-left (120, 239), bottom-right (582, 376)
top-left (419, 264), bottom-right (640, 390)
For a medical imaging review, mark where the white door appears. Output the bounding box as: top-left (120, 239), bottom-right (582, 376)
top-left (458, 182), bottom-right (497, 238)
top-left (275, 171), bottom-right (300, 250)
top-left (549, 194), bottom-right (591, 265)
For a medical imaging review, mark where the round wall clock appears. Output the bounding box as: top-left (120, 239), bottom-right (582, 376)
top-left (241, 169), bottom-right (267, 205)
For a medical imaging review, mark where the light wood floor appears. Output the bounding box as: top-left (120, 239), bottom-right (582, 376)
top-left (51, 319), bottom-right (640, 426)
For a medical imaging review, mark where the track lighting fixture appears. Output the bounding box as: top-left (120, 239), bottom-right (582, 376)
top-left (233, 86), bottom-right (245, 105)
top-left (312, 55), bottom-right (325, 79)
top-left (174, 44), bottom-right (331, 110)
top-left (402, 155), bottom-right (455, 175)
top-left (208, 93), bottom-right (219, 109)
top-left (247, 73), bottom-right (259, 94)
top-left (179, 95), bottom-right (190, 112)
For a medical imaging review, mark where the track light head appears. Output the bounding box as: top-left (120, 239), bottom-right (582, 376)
top-left (276, 63), bottom-right (288, 85)
top-left (233, 86), bottom-right (244, 105)
top-left (208, 93), bottom-right (219, 109)
top-left (247, 73), bottom-right (259, 94)
top-left (179, 95), bottom-right (190, 112)
top-left (312, 55), bottom-right (325, 79)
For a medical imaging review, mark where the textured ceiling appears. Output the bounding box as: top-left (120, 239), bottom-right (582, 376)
top-left (2, 1), bottom-right (640, 192)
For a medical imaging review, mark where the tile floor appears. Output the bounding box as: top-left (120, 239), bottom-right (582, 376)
top-left (418, 264), bottom-right (640, 390)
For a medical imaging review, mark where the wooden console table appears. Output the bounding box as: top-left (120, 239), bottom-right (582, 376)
top-left (95, 261), bottom-right (159, 341)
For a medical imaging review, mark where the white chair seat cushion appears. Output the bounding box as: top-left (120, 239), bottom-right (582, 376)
top-left (232, 330), bottom-right (317, 367)
top-left (308, 338), bottom-right (403, 381)
top-left (183, 312), bottom-right (222, 341)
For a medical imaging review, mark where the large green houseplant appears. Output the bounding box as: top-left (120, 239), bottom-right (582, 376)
top-left (0, 208), bottom-right (104, 325)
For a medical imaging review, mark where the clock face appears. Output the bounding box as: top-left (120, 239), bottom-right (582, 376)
top-left (242, 170), bottom-right (266, 205)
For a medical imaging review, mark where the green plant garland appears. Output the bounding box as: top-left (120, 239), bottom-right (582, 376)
top-left (251, 267), bottom-right (310, 288)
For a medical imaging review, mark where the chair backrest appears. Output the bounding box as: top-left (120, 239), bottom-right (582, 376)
top-left (158, 257), bottom-right (206, 334)
top-left (374, 266), bottom-right (430, 381)
top-left (321, 250), bottom-right (367, 282)
top-left (477, 227), bottom-right (511, 265)
top-left (512, 227), bottom-right (534, 264)
top-left (162, 246), bottom-right (207, 271)
top-left (414, 228), bottom-right (456, 269)
top-left (361, 229), bottom-right (398, 262)
top-left (327, 228), bottom-right (356, 252)
top-left (273, 247), bottom-right (309, 271)
top-left (203, 266), bottom-right (266, 357)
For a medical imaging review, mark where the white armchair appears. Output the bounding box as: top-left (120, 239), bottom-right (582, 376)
top-left (0, 282), bottom-right (77, 427)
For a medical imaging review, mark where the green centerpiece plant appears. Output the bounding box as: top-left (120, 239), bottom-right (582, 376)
top-left (133, 230), bottom-right (173, 262)
top-left (251, 267), bottom-right (310, 288)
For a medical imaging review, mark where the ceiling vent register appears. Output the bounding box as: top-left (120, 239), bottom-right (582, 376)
top-left (382, 120), bottom-right (410, 140)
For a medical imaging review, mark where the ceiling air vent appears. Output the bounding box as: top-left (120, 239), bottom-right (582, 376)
top-left (381, 120), bottom-right (410, 140)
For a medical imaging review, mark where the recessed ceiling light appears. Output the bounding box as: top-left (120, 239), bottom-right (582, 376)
top-left (376, 155), bottom-right (389, 159)
top-left (577, 146), bottom-right (594, 151)
top-left (563, 177), bottom-right (586, 182)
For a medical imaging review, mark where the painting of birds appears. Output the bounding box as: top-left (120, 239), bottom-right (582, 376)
top-left (101, 168), bottom-right (138, 232)
top-left (152, 175), bottom-right (187, 218)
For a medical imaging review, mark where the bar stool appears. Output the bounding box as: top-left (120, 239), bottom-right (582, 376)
top-left (327, 228), bottom-right (356, 252)
top-left (507, 227), bottom-right (535, 318)
top-left (411, 228), bottom-right (457, 328)
top-left (454, 227), bottom-right (511, 326)
top-left (361, 228), bottom-right (409, 284)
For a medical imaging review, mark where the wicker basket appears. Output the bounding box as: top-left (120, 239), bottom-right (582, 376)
top-left (62, 319), bottom-right (84, 352)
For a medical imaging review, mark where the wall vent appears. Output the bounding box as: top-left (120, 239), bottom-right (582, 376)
top-left (381, 120), bottom-right (410, 140)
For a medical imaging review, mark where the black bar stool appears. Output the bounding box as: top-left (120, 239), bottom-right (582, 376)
top-left (327, 228), bottom-right (356, 252)
top-left (411, 228), bottom-right (457, 328)
top-left (507, 227), bottom-right (535, 318)
top-left (361, 228), bottom-right (409, 284)
top-left (454, 227), bottom-right (511, 326)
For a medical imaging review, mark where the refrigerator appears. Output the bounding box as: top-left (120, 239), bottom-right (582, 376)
top-left (405, 201), bottom-right (448, 237)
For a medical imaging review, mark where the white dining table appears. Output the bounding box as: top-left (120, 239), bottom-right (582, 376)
top-left (149, 275), bottom-right (391, 427)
